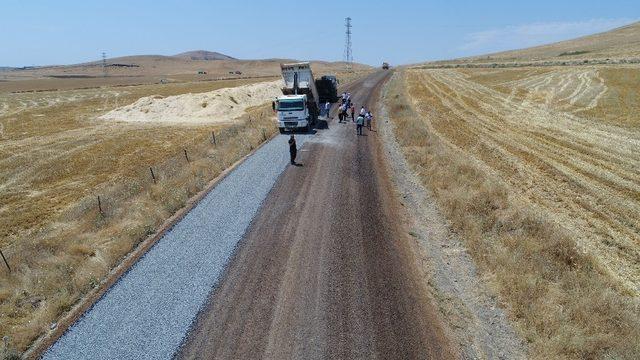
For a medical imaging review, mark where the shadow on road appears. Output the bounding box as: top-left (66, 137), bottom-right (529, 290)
top-left (281, 128), bottom-right (317, 135)
top-left (315, 119), bottom-right (329, 130)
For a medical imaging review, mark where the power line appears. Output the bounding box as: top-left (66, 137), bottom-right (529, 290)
top-left (102, 52), bottom-right (107, 78)
top-left (344, 17), bottom-right (353, 72)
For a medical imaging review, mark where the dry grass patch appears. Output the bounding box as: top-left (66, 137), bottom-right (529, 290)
top-left (1, 107), bottom-right (276, 354)
top-left (581, 67), bottom-right (640, 126)
top-left (384, 70), bottom-right (640, 359)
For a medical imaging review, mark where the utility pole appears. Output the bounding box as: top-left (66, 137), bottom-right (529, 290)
top-left (344, 17), bottom-right (353, 72)
top-left (102, 52), bottom-right (108, 78)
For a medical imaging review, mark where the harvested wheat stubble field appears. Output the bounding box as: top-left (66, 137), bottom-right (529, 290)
top-left (384, 67), bottom-right (640, 358)
top-left (0, 76), bottom-right (281, 355)
top-left (422, 66), bottom-right (640, 294)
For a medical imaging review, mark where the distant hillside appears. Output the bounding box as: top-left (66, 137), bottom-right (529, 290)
top-left (422, 21), bottom-right (640, 67)
top-left (2, 51), bottom-right (370, 81)
top-left (173, 50), bottom-right (236, 61)
top-left (478, 21), bottom-right (640, 62)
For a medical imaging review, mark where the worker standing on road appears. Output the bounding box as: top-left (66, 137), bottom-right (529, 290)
top-left (366, 111), bottom-right (373, 130)
top-left (324, 101), bottom-right (331, 118)
top-left (356, 114), bottom-right (364, 135)
top-left (289, 135), bottom-right (297, 165)
top-left (360, 106), bottom-right (366, 116)
top-left (338, 104), bottom-right (344, 122)
top-left (350, 104), bottom-right (355, 122)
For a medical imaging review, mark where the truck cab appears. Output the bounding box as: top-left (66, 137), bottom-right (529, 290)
top-left (277, 94), bottom-right (311, 132)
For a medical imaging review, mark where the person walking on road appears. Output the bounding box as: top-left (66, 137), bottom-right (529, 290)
top-left (360, 106), bottom-right (366, 116)
top-left (356, 115), bottom-right (364, 135)
top-left (350, 104), bottom-right (355, 122)
top-left (288, 135), bottom-right (297, 165)
top-left (341, 105), bottom-right (348, 123)
top-left (324, 101), bottom-right (331, 118)
top-left (366, 111), bottom-right (373, 130)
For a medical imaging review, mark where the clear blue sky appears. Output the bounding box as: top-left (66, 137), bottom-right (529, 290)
top-left (1, 0), bottom-right (638, 67)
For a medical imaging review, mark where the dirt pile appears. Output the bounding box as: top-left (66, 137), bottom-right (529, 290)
top-left (100, 80), bottom-right (282, 124)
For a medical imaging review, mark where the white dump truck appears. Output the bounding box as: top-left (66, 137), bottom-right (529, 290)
top-left (276, 62), bottom-right (320, 133)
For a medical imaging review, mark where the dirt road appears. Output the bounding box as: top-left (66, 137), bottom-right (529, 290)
top-left (178, 71), bottom-right (455, 359)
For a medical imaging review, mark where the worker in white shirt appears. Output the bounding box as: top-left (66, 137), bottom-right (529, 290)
top-left (365, 111), bottom-right (373, 130)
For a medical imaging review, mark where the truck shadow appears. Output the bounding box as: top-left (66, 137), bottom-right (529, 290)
top-left (279, 120), bottom-right (328, 135)
top-left (315, 119), bottom-right (329, 130)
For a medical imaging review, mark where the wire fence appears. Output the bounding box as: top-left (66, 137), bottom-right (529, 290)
top-left (0, 106), bottom-right (276, 277)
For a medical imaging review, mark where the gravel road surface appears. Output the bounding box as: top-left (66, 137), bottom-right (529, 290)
top-left (178, 71), bottom-right (456, 359)
top-left (43, 128), bottom-right (313, 359)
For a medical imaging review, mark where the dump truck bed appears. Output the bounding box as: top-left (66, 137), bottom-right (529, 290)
top-left (280, 62), bottom-right (319, 105)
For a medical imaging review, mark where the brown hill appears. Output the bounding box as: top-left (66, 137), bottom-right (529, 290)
top-left (173, 50), bottom-right (236, 61)
top-left (479, 21), bottom-right (640, 62)
top-left (422, 21), bottom-right (640, 67)
top-left (0, 54), bottom-right (371, 92)
top-left (0, 54), bottom-right (369, 79)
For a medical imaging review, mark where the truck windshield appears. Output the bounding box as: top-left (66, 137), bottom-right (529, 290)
top-left (278, 100), bottom-right (304, 111)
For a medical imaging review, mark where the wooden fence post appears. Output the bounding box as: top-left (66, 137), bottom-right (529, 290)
top-left (97, 195), bottom-right (103, 214)
top-left (0, 249), bottom-right (10, 273)
top-left (183, 149), bottom-right (190, 163)
top-left (211, 131), bottom-right (216, 146)
top-left (150, 167), bottom-right (157, 184)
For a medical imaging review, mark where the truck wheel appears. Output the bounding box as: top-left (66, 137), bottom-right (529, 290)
top-left (279, 128), bottom-right (285, 134)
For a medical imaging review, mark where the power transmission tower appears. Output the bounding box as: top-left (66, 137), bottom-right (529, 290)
top-left (102, 52), bottom-right (108, 78)
top-left (343, 17), bottom-right (353, 72)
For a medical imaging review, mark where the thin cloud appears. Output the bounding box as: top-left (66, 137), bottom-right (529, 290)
top-left (460, 18), bottom-right (637, 54)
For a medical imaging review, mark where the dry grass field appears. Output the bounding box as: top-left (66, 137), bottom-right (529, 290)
top-left (383, 67), bottom-right (640, 358)
top-left (0, 77), bottom-right (276, 353)
top-left (446, 66), bottom-right (640, 292)
top-left (0, 68), bottom-right (370, 354)
top-left (464, 66), bottom-right (640, 127)
top-left (0, 78), bottom-right (267, 245)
